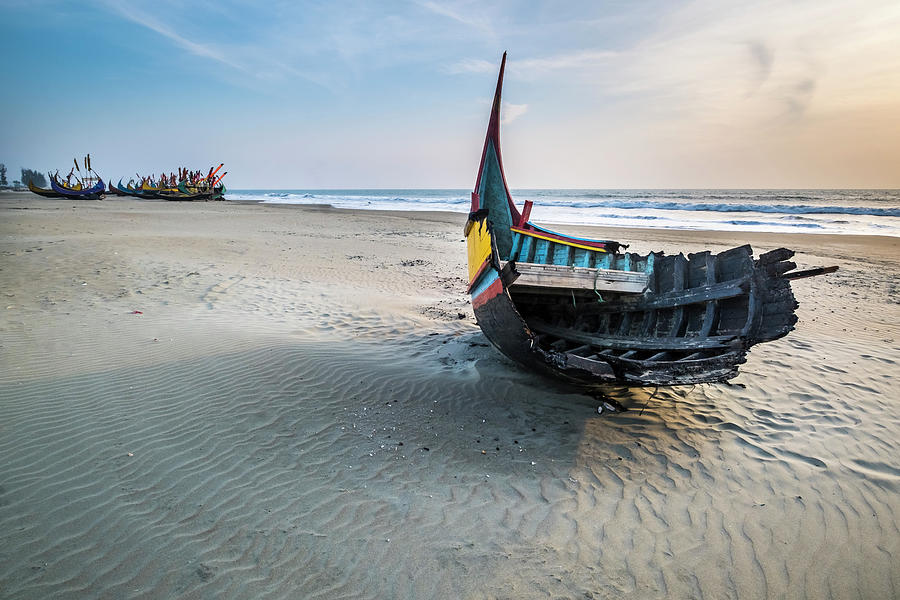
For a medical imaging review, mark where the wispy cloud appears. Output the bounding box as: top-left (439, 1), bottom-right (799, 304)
top-left (501, 102), bottom-right (527, 124)
top-left (98, 0), bottom-right (248, 73)
top-left (447, 49), bottom-right (617, 78)
top-left (445, 58), bottom-right (496, 74)
top-left (572, 0), bottom-right (900, 130)
top-left (745, 40), bottom-right (773, 94)
top-left (96, 0), bottom-right (353, 92)
top-left (417, 1), bottom-right (494, 36)
top-left (514, 50), bottom-right (618, 74)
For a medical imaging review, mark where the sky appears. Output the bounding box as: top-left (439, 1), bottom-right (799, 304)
top-left (1, 0), bottom-right (899, 189)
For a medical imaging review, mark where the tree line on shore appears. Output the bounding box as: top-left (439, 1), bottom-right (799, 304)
top-left (0, 164), bottom-right (47, 189)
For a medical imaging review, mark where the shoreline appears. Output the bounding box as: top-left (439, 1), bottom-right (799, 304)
top-left (6, 189), bottom-right (898, 247)
top-left (0, 190), bottom-right (900, 245)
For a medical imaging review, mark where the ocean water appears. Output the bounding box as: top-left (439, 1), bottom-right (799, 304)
top-left (226, 189), bottom-right (900, 237)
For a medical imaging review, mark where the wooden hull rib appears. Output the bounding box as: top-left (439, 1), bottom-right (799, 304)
top-left (465, 54), bottom-right (837, 388)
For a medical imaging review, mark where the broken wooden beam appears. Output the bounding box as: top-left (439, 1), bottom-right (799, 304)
top-left (501, 261), bottom-right (648, 294)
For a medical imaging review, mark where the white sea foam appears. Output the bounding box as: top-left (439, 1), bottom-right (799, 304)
top-left (226, 189), bottom-right (900, 237)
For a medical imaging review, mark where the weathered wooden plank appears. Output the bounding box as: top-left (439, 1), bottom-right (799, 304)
top-left (782, 265), bottom-right (839, 280)
top-left (581, 276), bottom-right (749, 314)
top-left (563, 353), bottom-right (616, 377)
top-left (639, 253), bottom-right (660, 336)
top-left (669, 254), bottom-right (688, 337)
top-left (757, 247), bottom-right (794, 265)
top-left (763, 261), bottom-right (797, 278)
top-left (501, 261), bottom-right (649, 293)
top-left (699, 251), bottom-right (718, 337)
top-left (530, 320), bottom-right (739, 351)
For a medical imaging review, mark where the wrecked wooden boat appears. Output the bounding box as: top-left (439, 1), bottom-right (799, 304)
top-left (465, 53), bottom-right (837, 387)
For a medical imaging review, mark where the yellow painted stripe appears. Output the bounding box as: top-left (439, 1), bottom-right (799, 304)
top-left (466, 220), bottom-right (493, 282)
top-left (510, 227), bottom-right (608, 253)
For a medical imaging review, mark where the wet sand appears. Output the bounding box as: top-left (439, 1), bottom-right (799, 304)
top-left (1, 193), bottom-right (898, 598)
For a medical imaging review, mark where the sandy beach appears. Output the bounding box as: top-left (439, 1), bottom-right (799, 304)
top-left (1, 192), bottom-right (898, 599)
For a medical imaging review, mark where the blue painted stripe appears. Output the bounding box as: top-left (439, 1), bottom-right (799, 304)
top-left (470, 268), bottom-right (500, 299)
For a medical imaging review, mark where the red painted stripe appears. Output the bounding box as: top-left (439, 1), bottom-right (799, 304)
top-left (472, 278), bottom-right (503, 310)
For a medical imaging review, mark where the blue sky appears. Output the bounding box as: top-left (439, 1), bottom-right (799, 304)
top-left (2, 0), bottom-right (899, 188)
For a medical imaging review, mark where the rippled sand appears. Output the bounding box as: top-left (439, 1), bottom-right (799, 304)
top-left (1, 194), bottom-right (898, 599)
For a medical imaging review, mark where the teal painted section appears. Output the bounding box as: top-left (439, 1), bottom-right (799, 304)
top-left (533, 239), bottom-right (550, 264)
top-left (477, 139), bottom-right (515, 259)
top-left (574, 248), bottom-right (591, 267)
top-left (508, 232), bottom-right (633, 271)
top-left (551, 243), bottom-right (570, 265)
top-left (510, 232), bottom-right (523, 260)
top-left (519, 236), bottom-right (533, 261)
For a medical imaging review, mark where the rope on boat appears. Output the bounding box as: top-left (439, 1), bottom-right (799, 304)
top-left (592, 269), bottom-right (604, 303)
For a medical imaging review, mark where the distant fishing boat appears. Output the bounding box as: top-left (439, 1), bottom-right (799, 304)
top-left (49, 155), bottom-right (105, 199)
top-left (107, 181), bottom-right (126, 196)
top-left (27, 180), bottom-right (66, 198)
top-left (465, 53), bottom-right (837, 389)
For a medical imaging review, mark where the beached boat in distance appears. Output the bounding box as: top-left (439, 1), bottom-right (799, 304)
top-left (49, 155), bottom-right (105, 199)
top-left (107, 180), bottom-right (126, 196)
top-left (465, 53), bottom-right (838, 390)
top-left (115, 165), bottom-right (226, 201)
top-left (27, 180), bottom-right (66, 198)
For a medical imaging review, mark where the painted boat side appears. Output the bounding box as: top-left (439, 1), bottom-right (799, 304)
top-left (28, 181), bottom-right (66, 198)
top-left (50, 177), bottom-right (105, 199)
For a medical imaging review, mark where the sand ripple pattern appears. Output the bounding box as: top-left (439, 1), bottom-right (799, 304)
top-left (1, 325), bottom-right (899, 599)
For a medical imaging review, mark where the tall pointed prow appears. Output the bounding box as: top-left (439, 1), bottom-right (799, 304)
top-left (464, 54), bottom-right (838, 389)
